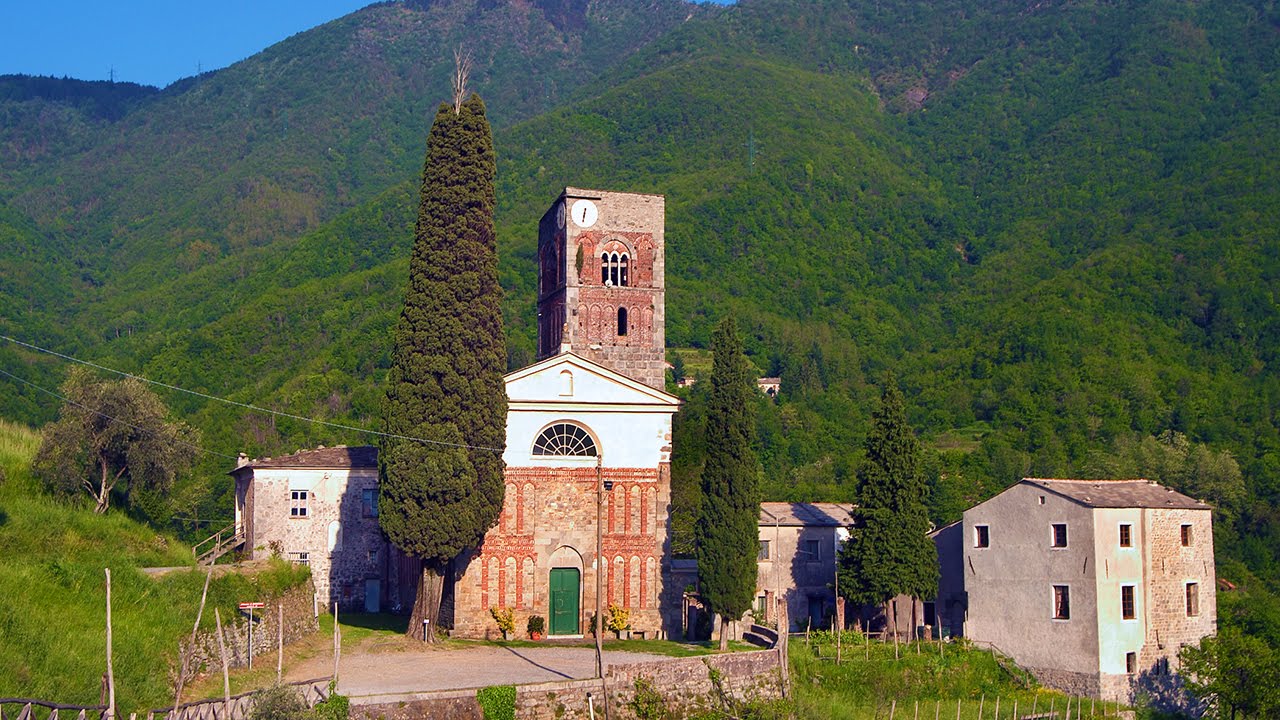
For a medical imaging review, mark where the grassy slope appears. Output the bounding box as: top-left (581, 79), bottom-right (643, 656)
top-left (0, 420), bottom-right (308, 715)
top-left (784, 634), bottom-right (1127, 719)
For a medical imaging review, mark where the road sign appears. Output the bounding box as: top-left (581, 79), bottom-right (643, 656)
top-left (239, 602), bottom-right (266, 609)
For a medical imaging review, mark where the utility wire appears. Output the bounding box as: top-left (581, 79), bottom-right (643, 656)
top-left (0, 334), bottom-right (504, 453)
top-left (0, 366), bottom-right (237, 460)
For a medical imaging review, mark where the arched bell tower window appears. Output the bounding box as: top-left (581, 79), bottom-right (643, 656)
top-left (600, 251), bottom-right (630, 287)
top-left (617, 307), bottom-right (628, 336)
top-left (532, 422), bottom-right (598, 456)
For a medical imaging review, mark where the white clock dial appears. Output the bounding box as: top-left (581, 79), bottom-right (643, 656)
top-left (555, 201), bottom-right (565, 229)
top-left (571, 199), bottom-right (598, 228)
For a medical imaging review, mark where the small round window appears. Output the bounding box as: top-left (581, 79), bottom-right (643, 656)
top-left (532, 423), bottom-right (597, 456)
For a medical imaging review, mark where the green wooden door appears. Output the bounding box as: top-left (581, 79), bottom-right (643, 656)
top-left (549, 567), bottom-right (580, 635)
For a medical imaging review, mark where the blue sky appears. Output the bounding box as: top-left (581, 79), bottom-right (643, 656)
top-left (0, 1), bottom-right (377, 88)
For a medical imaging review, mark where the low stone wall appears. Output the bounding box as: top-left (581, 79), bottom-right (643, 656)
top-left (353, 649), bottom-right (783, 720)
top-left (181, 581), bottom-right (318, 675)
top-left (1025, 665), bottom-right (1101, 699)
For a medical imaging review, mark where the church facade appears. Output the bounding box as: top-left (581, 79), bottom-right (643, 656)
top-left (235, 188), bottom-right (681, 639)
top-left (449, 188), bottom-right (680, 637)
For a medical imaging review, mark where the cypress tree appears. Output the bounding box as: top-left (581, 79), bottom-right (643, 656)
top-left (838, 372), bottom-right (937, 633)
top-left (379, 93), bottom-right (507, 641)
top-left (696, 315), bottom-right (761, 650)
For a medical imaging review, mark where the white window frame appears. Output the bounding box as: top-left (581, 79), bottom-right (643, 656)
top-left (1052, 584), bottom-right (1071, 621)
top-left (1119, 522), bottom-right (1133, 549)
top-left (1121, 584), bottom-right (1137, 621)
top-left (290, 489), bottom-right (309, 518)
top-left (1051, 523), bottom-right (1068, 548)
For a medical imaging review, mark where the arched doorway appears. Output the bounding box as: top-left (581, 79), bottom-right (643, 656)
top-left (548, 545), bottom-right (584, 636)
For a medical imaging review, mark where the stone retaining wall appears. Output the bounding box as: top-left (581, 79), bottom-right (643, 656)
top-left (181, 581), bottom-right (318, 675)
top-left (353, 649), bottom-right (782, 720)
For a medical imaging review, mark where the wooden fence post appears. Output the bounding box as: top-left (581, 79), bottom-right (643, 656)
top-left (105, 569), bottom-right (116, 720)
top-left (214, 609), bottom-right (230, 720)
top-left (277, 603), bottom-right (284, 683)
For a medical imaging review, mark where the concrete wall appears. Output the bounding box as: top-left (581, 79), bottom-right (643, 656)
top-left (351, 649), bottom-right (782, 720)
top-left (964, 483), bottom-right (1100, 678)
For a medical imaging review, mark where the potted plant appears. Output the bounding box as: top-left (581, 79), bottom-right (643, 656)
top-left (527, 615), bottom-right (546, 641)
top-left (606, 603), bottom-right (632, 639)
top-left (490, 606), bottom-right (516, 641)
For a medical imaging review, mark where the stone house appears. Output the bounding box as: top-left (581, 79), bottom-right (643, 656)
top-left (231, 445), bottom-right (386, 612)
top-left (934, 477), bottom-right (1217, 701)
top-left (236, 188), bottom-right (682, 639)
top-left (754, 502), bottom-right (855, 630)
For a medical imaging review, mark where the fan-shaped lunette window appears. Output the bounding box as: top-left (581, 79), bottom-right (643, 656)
top-left (532, 423), bottom-right (598, 456)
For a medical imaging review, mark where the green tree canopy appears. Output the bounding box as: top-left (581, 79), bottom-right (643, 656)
top-left (839, 372), bottom-right (937, 613)
top-left (1181, 625), bottom-right (1280, 719)
top-left (32, 367), bottom-right (199, 514)
top-left (696, 315), bottom-right (761, 648)
top-left (378, 93), bottom-right (507, 639)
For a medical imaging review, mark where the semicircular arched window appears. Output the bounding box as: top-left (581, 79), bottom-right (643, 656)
top-left (532, 422), bottom-right (598, 457)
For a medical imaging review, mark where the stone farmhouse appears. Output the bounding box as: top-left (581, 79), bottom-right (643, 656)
top-left (232, 446), bottom-right (384, 612)
top-left (235, 188), bottom-right (683, 639)
top-left (754, 502), bottom-right (855, 630)
top-left (933, 477), bottom-right (1217, 701)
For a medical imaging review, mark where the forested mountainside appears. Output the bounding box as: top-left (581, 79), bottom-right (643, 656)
top-left (1, 0), bottom-right (1278, 598)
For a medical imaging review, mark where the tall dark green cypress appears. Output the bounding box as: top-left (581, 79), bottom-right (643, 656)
top-left (696, 315), bottom-right (761, 649)
top-left (838, 372), bottom-right (937, 632)
top-left (379, 94), bottom-right (507, 640)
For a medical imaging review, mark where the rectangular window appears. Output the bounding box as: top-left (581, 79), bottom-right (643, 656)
top-left (1121, 585), bottom-right (1136, 620)
top-left (1052, 523), bottom-right (1068, 548)
top-left (290, 490), bottom-right (309, 518)
top-left (1119, 523), bottom-right (1132, 548)
top-left (803, 539), bottom-right (821, 561)
top-left (1053, 585), bottom-right (1071, 620)
top-left (1126, 652), bottom-right (1137, 674)
top-left (288, 551), bottom-right (309, 566)
top-left (1181, 524), bottom-right (1193, 546)
top-left (361, 488), bottom-right (379, 518)
top-left (1186, 582), bottom-right (1200, 617)
top-left (974, 525), bottom-right (990, 548)
top-left (758, 540), bottom-right (771, 561)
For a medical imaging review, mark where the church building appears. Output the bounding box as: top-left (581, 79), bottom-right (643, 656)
top-left (234, 188), bottom-right (681, 639)
top-left (448, 188), bottom-right (681, 637)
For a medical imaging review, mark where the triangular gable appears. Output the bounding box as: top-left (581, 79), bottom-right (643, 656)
top-left (504, 352), bottom-right (680, 407)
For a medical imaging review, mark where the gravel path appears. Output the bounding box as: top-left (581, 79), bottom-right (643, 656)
top-left (288, 644), bottom-right (667, 699)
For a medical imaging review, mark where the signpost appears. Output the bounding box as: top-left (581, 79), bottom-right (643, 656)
top-left (239, 602), bottom-right (265, 669)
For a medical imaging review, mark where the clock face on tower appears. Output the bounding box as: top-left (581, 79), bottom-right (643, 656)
top-left (570, 199), bottom-right (598, 228)
top-left (555, 201), bottom-right (565, 229)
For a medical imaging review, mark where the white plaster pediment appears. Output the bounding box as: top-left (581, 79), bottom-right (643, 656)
top-left (504, 353), bottom-right (679, 408)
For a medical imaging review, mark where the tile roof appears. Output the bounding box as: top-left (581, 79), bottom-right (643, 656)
top-left (232, 445), bottom-right (378, 472)
top-left (759, 502), bottom-right (856, 527)
top-left (1022, 478), bottom-right (1210, 510)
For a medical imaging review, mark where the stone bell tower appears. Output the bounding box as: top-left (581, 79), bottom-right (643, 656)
top-left (536, 187), bottom-right (666, 389)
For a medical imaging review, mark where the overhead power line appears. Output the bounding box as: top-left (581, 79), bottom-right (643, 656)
top-left (0, 366), bottom-right (236, 461)
top-left (0, 335), bottom-right (504, 454)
